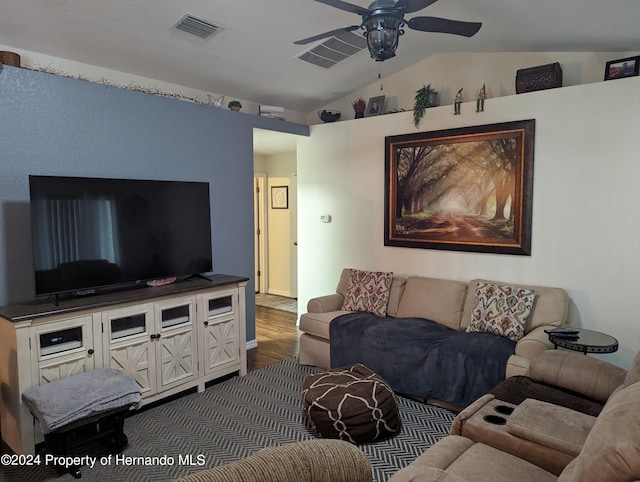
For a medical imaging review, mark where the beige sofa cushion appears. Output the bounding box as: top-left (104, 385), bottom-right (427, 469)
top-left (461, 279), bottom-right (568, 331)
top-left (299, 311), bottom-right (352, 339)
top-left (387, 277), bottom-right (406, 317)
top-left (390, 435), bottom-right (557, 482)
top-left (558, 381), bottom-right (640, 482)
top-left (506, 399), bottom-right (596, 456)
top-left (395, 276), bottom-right (468, 330)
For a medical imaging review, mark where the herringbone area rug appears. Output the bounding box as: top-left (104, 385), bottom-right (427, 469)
top-left (0, 358), bottom-right (455, 482)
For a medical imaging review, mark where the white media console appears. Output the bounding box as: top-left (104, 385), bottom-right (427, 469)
top-left (0, 274), bottom-right (248, 455)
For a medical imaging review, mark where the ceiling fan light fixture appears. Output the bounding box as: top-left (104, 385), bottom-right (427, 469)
top-left (364, 14), bottom-right (404, 62)
top-left (294, 0), bottom-right (482, 64)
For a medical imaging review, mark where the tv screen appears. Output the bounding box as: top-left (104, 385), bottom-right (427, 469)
top-left (29, 175), bottom-right (213, 297)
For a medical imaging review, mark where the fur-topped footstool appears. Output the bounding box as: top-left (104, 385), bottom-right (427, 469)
top-left (302, 363), bottom-right (400, 443)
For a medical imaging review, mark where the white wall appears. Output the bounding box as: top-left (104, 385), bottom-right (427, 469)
top-left (297, 75), bottom-right (640, 370)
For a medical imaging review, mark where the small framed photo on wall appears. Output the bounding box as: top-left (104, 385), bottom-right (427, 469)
top-left (604, 56), bottom-right (640, 80)
top-left (259, 105), bottom-right (285, 120)
top-left (366, 95), bottom-right (385, 116)
top-left (271, 186), bottom-right (289, 209)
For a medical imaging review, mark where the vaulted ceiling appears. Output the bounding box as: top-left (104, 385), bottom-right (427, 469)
top-left (1, 0), bottom-right (638, 114)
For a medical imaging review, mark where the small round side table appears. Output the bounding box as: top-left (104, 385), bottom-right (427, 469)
top-left (548, 328), bottom-right (618, 354)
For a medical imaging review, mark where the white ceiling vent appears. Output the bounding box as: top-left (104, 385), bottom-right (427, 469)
top-left (297, 30), bottom-right (367, 69)
top-left (173, 14), bottom-right (224, 39)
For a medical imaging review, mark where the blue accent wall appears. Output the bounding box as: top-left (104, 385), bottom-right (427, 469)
top-left (0, 66), bottom-right (308, 342)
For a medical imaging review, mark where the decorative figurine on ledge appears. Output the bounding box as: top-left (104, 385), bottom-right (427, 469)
top-left (351, 97), bottom-right (366, 119)
top-left (210, 95), bottom-right (225, 108)
top-left (454, 88), bottom-right (463, 115)
top-left (318, 110), bottom-right (341, 123)
top-left (476, 84), bottom-right (486, 112)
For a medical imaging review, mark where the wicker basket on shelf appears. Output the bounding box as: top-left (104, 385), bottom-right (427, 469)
top-left (0, 51), bottom-right (21, 67)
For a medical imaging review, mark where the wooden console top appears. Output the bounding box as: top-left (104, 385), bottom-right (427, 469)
top-left (0, 274), bottom-right (249, 322)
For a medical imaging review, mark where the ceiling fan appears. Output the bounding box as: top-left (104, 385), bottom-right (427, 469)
top-left (294, 0), bottom-right (482, 62)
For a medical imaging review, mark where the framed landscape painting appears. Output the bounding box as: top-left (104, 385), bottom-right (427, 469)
top-left (384, 120), bottom-right (535, 255)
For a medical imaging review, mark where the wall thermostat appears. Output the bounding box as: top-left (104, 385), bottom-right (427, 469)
top-left (320, 214), bottom-right (332, 223)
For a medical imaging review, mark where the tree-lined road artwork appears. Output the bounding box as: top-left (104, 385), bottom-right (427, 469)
top-left (392, 136), bottom-right (519, 243)
top-left (396, 213), bottom-right (509, 240)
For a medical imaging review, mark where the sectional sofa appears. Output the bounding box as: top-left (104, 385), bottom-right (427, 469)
top-left (299, 269), bottom-right (569, 405)
top-left (389, 350), bottom-right (640, 481)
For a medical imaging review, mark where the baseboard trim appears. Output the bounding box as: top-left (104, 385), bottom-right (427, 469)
top-left (246, 339), bottom-right (258, 350)
top-left (267, 289), bottom-right (294, 298)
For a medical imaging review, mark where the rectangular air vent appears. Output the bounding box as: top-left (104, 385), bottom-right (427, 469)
top-left (174, 14), bottom-right (224, 39)
top-left (296, 30), bottom-right (367, 69)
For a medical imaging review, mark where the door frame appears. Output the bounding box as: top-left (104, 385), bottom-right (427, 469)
top-left (253, 173), bottom-right (268, 294)
top-left (289, 171), bottom-right (298, 298)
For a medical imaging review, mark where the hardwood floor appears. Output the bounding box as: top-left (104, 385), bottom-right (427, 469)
top-left (247, 305), bottom-right (302, 371)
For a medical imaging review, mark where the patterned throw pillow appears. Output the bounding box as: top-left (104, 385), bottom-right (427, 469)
top-left (466, 282), bottom-right (536, 341)
top-left (341, 269), bottom-right (393, 317)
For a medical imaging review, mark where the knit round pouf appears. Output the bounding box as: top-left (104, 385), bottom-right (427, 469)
top-left (302, 364), bottom-right (400, 443)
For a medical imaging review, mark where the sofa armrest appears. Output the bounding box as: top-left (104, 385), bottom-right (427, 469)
top-left (515, 325), bottom-right (555, 360)
top-left (307, 293), bottom-right (345, 313)
top-left (450, 394), bottom-right (495, 435)
top-left (175, 439), bottom-right (372, 482)
top-left (528, 350), bottom-right (627, 403)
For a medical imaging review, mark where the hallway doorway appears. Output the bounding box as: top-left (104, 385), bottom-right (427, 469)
top-left (252, 129), bottom-right (300, 301)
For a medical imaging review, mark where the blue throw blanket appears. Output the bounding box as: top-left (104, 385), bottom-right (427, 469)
top-left (330, 313), bottom-right (516, 406)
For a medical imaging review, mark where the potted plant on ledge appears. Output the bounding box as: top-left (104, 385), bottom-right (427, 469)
top-left (351, 97), bottom-right (366, 119)
top-left (228, 100), bottom-right (242, 112)
top-left (413, 84), bottom-right (438, 128)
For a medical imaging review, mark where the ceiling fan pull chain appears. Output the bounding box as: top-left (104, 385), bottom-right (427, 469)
top-left (379, 63), bottom-right (384, 91)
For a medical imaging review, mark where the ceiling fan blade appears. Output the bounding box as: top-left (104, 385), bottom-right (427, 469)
top-left (395, 0), bottom-right (439, 14)
top-left (313, 0), bottom-right (370, 16)
top-left (294, 25), bottom-right (362, 45)
top-left (407, 16), bottom-right (482, 37)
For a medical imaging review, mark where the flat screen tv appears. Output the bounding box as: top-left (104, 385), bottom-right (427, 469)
top-left (29, 175), bottom-right (213, 298)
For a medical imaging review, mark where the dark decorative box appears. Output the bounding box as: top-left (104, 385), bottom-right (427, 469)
top-left (516, 62), bottom-right (562, 94)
